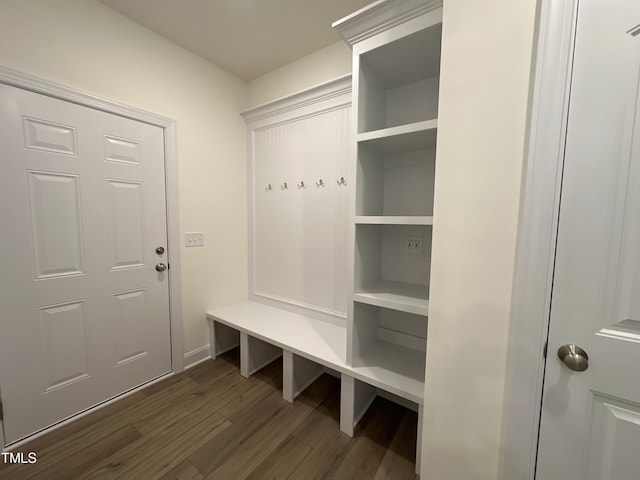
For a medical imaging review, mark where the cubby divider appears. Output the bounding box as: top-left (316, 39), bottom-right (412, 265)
top-left (283, 351), bottom-right (325, 402)
top-left (240, 333), bottom-right (282, 378)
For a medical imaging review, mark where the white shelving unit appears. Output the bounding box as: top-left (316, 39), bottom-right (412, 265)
top-left (336, 2), bottom-right (443, 470)
top-left (338, 0), bottom-right (442, 396)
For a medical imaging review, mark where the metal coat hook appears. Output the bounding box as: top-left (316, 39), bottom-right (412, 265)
top-left (316, 179), bottom-right (325, 188)
top-left (265, 184), bottom-right (272, 192)
top-left (281, 182), bottom-right (288, 190)
top-left (337, 177), bottom-right (347, 186)
top-left (297, 181), bottom-right (305, 189)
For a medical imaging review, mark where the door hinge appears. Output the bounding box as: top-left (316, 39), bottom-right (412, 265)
top-left (543, 341), bottom-right (548, 359)
top-left (0, 400), bottom-right (3, 421)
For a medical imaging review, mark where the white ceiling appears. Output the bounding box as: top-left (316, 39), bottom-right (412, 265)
top-left (98, 0), bottom-right (374, 81)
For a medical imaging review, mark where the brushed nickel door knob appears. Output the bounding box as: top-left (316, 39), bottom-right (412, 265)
top-left (155, 263), bottom-right (167, 272)
top-left (557, 344), bottom-right (589, 372)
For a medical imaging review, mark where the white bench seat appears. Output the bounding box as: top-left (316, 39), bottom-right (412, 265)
top-left (207, 300), bottom-right (346, 370)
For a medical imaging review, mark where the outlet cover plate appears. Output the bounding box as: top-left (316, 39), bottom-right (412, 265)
top-left (185, 232), bottom-right (205, 247)
top-left (405, 236), bottom-right (423, 254)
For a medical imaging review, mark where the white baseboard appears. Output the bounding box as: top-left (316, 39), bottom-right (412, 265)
top-left (183, 345), bottom-right (212, 369)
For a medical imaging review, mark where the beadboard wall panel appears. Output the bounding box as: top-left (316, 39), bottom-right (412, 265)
top-left (242, 76), bottom-right (352, 323)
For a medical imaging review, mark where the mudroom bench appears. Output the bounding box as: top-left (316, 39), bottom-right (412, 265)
top-left (206, 299), bottom-right (424, 473)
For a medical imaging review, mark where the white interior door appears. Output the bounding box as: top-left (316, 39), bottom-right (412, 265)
top-left (537, 0), bottom-right (640, 477)
top-left (0, 85), bottom-right (172, 446)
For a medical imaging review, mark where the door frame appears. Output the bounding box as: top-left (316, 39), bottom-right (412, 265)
top-left (499, 0), bottom-right (579, 478)
top-left (0, 67), bottom-right (185, 446)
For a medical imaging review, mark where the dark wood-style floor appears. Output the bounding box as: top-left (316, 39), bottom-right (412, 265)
top-left (0, 349), bottom-right (419, 479)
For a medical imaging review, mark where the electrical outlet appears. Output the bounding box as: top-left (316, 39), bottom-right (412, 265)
top-left (405, 236), bottom-right (423, 254)
top-left (185, 232), bottom-right (205, 247)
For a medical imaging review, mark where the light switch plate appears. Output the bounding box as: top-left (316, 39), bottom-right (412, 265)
top-left (185, 232), bottom-right (205, 247)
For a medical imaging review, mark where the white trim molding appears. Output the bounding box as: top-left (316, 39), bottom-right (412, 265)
top-left (0, 66), bottom-right (185, 375)
top-left (499, 0), bottom-right (579, 478)
top-left (241, 74), bottom-right (351, 125)
top-left (332, 0), bottom-right (443, 47)
top-left (183, 345), bottom-right (212, 369)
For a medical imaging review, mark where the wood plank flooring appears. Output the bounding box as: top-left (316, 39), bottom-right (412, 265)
top-left (0, 349), bottom-right (419, 479)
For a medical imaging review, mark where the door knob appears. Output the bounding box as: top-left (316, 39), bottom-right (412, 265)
top-left (155, 263), bottom-right (167, 272)
top-left (557, 344), bottom-right (589, 372)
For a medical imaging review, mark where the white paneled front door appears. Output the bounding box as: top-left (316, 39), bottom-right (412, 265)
top-left (0, 85), bottom-right (172, 445)
top-left (536, 0), bottom-right (640, 477)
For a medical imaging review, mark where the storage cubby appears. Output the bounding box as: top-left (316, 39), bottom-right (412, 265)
top-left (209, 321), bottom-right (240, 359)
top-left (357, 24), bottom-right (442, 134)
top-left (356, 144), bottom-right (436, 220)
top-left (354, 224), bottom-right (431, 315)
top-left (350, 303), bottom-right (427, 402)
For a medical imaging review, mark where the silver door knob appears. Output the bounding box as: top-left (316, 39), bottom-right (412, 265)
top-left (155, 263), bottom-right (167, 272)
top-left (557, 344), bottom-right (589, 372)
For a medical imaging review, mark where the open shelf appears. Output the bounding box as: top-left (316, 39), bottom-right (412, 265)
top-left (350, 342), bottom-right (426, 403)
top-left (354, 280), bottom-right (429, 316)
top-left (357, 120), bottom-right (438, 153)
top-left (355, 224), bottom-right (432, 290)
top-left (356, 147), bottom-right (436, 217)
top-left (361, 23), bottom-right (442, 88)
top-left (358, 25), bottom-right (442, 134)
top-left (355, 216), bottom-right (433, 225)
top-left (351, 302), bottom-right (427, 403)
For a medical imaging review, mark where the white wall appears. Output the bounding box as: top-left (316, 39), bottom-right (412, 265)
top-left (0, 0), bottom-right (248, 359)
top-left (421, 1), bottom-right (538, 479)
top-left (246, 41), bottom-right (352, 109)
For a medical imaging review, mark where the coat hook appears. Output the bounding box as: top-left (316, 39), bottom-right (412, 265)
top-left (337, 177), bottom-right (347, 186)
top-left (265, 184), bottom-right (272, 192)
top-left (316, 179), bottom-right (325, 188)
top-left (297, 181), bottom-right (305, 189)
top-left (281, 182), bottom-right (288, 190)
